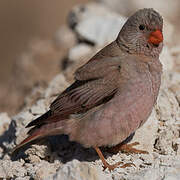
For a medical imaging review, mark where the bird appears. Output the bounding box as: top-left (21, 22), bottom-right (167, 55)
top-left (13, 8), bottom-right (163, 171)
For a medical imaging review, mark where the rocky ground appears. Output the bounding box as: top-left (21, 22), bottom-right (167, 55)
top-left (0, 1), bottom-right (180, 179)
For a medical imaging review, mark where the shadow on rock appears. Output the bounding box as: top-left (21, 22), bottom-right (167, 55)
top-left (49, 132), bottom-right (135, 163)
top-left (11, 132), bottom-right (135, 164)
top-left (0, 120), bottom-right (17, 156)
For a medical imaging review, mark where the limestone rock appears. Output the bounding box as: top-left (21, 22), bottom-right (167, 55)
top-left (154, 89), bottom-right (180, 155)
top-left (30, 99), bottom-right (47, 115)
top-left (68, 3), bottom-right (127, 46)
top-left (0, 160), bottom-right (26, 179)
top-left (68, 44), bottom-right (92, 62)
top-left (48, 160), bottom-right (111, 180)
top-left (33, 160), bottom-right (60, 180)
top-left (163, 19), bottom-right (175, 46)
top-left (55, 25), bottom-right (77, 50)
top-left (44, 73), bottom-right (69, 98)
top-left (131, 109), bottom-right (158, 154)
top-left (170, 46), bottom-right (180, 72)
top-left (160, 46), bottom-right (174, 72)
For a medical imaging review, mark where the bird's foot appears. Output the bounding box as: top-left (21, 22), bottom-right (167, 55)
top-left (107, 142), bottom-right (149, 154)
top-left (102, 161), bottom-right (123, 171)
top-left (94, 147), bottom-right (135, 171)
top-left (103, 162), bottom-right (135, 171)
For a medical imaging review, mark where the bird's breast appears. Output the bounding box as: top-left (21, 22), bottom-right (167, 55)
top-left (92, 73), bottom-right (156, 146)
top-left (70, 72), bottom-right (160, 148)
top-left (103, 76), bottom-right (154, 145)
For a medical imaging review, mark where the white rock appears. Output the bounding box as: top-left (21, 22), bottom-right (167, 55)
top-left (25, 144), bottom-right (50, 164)
top-left (69, 2), bottom-right (123, 23)
top-left (157, 89), bottom-right (179, 122)
top-left (48, 160), bottom-right (111, 180)
top-left (163, 19), bottom-right (174, 46)
top-left (68, 44), bottom-right (92, 61)
top-left (168, 72), bottom-right (180, 104)
top-left (76, 15), bottom-right (126, 46)
top-left (12, 111), bottom-right (35, 145)
top-left (0, 160), bottom-right (26, 178)
top-left (170, 46), bottom-right (180, 72)
top-left (33, 160), bottom-right (59, 180)
top-left (69, 3), bottom-right (127, 46)
top-left (55, 25), bottom-right (76, 49)
top-left (160, 45), bottom-right (174, 72)
top-left (131, 109), bottom-right (158, 153)
top-left (13, 110), bottom-right (34, 126)
top-left (169, 72), bottom-right (180, 86)
top-left (30, 99), bottom-right (47, 115)
top-left (16, 177), bottom-right (30, 180)
top-left (154, 89), bottom-right (180, 155)
top-left (44, 74), bottom-right (69, 98)
top-left (131, 168), bottom-right (163, 180)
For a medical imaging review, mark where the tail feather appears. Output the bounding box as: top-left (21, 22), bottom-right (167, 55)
top-left (12, 119), bottom-right (68, 153)
top-left (12, 131), bottom-right (43, 153)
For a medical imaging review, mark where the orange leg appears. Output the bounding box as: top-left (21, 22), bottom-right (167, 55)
top-left (107, 142), bottom-right (149, 154)
top-left (94, 147), bottom-right (135, 171)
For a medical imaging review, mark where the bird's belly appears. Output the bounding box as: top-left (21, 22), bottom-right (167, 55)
top-left (70, 80), bottom-right (155, 148)
top-left (90, 83), bottom-right (154, 147)
top-left (109, 90), bottom-right (154, 146)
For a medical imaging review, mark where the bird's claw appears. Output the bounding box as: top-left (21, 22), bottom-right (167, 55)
top-left (107, 141), bottom-right (149, 154)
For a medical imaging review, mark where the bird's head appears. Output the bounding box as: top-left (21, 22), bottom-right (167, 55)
top-left (117, 8), bottom-right (163, 58)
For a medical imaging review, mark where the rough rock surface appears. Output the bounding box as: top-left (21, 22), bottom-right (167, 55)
top-left (0, 2), bottom-right (180, 180)
top-left (46, 160), bottom-right (111, 180)
top-left (68, 3), bottom-right (127, 46)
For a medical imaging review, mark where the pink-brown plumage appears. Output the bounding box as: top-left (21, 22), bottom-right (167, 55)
top-left (13, 8), bottom-right (163, 170)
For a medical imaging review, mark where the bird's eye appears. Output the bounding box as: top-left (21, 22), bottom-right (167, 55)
top-left (139, 25), bottom-right (145, 30)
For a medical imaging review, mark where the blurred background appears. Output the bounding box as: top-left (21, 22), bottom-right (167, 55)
top-left (0, 0), bottom-right (89, 84)
top-left (0, 0), bottom-right (180, 115)
top-left (0, 0), bottom-right (89, 114)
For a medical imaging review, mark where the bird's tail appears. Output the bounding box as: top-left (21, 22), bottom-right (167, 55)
top-left (12, 115), bottom-right (69, 153)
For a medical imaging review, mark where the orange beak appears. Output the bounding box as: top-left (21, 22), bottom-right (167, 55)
top-left (148, 30), bottom-right (163, 46)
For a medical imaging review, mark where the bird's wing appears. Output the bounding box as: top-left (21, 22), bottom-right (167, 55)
top-left (26, 57), bottom-right (122, 128)
top-left (75, 56), bottom-right (122, 80)
top-left (50, 57), bottom-right (122, 113)
top-left (12, 57), bottom-right (124, 152)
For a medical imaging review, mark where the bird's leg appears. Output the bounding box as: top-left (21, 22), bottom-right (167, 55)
top-left (107, 142), bottom-right (149, 154)
top-left (94, 147), bottom-right (134, 171)
top-left (94, 147), bottom-right (122, 171)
